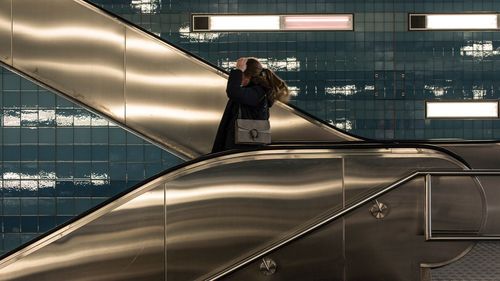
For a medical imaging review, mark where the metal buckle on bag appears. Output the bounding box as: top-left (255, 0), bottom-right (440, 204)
top-left (250, 129), bottom-right (259, 140)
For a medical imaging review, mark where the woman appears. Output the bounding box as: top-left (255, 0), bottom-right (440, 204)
top-left (211, 57), bottom-right (290, 153)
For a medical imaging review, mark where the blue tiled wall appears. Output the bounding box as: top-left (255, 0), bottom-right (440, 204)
top-left (0, 67), bottom-right (183, 254)
top-left (91, 0), bottom-right (500, 140)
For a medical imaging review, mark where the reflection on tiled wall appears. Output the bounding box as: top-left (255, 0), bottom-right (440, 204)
top-left (0, 67), bottom-right (183, 254)
top-left (91, 0), bottom-right (500, 140)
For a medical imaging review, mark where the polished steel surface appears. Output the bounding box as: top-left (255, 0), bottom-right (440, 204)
top-left (344, 152), bottom-right (463, 203)
top-left (1, 0), bottom-right (357, 159)
top-left (438, 144), bottom-right (500, 238)
top-left (0, 147), bottom-right (477, 281)
top-left (440, 143), bottom-right (500, 169)
top-left (220, 174), bottom-right (482, 281)
top-left (428, 175), bottom-right (485, 239)
top-left (0, 182), bottom-right (165, 281)
top-left (0, 0), bottom-right (11, 65)
top-left (344, 177), bottom-right (473, 281)
top-left (166, 153), bottom-right (343, 281)
top-left (124, 28), bottom-right (227, 157)
top-left (12, 0), bottom-right (126, 123)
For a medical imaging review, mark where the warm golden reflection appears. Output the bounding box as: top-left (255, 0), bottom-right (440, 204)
top-left (126, 71), bottom-right (224, 88)
top-left (166, 180), bottom-right (342, 205)
top-left (14, 23), bottom-right (123, 44)
top-left (127, 104), bottom-right (221, 123)
top-left (14, 58), bottom-right (123, 80)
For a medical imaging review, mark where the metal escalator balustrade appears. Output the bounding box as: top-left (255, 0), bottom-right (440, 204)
top-left (0, 0), bottom-right (358, 160)
top-left (0, 145), bottom-right (485, 281)
top-left (217, 171), bottom-right (500, 281)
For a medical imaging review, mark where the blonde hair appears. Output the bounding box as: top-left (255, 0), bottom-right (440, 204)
top-left (243, 58), bottom-right (290, 104)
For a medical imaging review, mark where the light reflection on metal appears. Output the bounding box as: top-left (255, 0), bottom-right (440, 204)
top-left (126, 71), bottom-right (222, 88)
top-left (127, 105), bottom-right (222, 123)
top-left (12, 59), bottom-right (123, 80)
top-left (13, 23), bottom-right (123, 44)
top-left (0, 0), bottom-right (12, 63)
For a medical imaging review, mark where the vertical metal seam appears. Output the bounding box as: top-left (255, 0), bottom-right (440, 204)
top-left (10, 0), bottom-right (13, 64)
top-left (123, 27), bottom-right (127, 125)
top-left (342, 157), bottom-right (346, 281)
top-left (425, 174), bottom-right (432, 240)
top-left (164, 182), bottom-right (167, 281)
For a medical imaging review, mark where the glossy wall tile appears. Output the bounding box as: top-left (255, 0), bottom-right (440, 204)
top-left (90, 0), bottom-right (500, 140)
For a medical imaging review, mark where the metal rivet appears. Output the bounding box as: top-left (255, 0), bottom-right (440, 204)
top-left (260, 257), bottom-right (277, 276)
top-left (370, 200), bottom-right (389, 219)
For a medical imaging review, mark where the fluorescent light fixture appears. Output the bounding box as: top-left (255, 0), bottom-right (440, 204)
top-left (283, 15), bottom-right (353, 30)
top-left (192, 14), bottom-right (354, 31)
top-left (210, 16), bottom-right (280, 31)
top-left (426, 101), bottom-right (499, 118)
top-left (410, 14), bottom-right (500, 30)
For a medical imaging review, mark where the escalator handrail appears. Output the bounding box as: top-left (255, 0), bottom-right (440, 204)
top-left (207, 169), bottom-right (500, 281)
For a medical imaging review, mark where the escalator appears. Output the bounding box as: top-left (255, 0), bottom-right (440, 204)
top-left (1, 1), bottom-right (500, 280)
top-left (0, 144), bottom-right (497, 281)
top-left (0, 0), bottom-right (358, 160)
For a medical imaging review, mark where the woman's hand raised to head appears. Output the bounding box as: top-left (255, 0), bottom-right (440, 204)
top-left (236, 57), bottom-right (248, 72)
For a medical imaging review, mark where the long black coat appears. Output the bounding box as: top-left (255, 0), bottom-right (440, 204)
top-left (211, 69), bottom-right (271, 153)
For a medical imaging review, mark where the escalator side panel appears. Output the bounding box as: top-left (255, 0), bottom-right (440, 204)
top-left (344, 157), bottom-right (464, 203)
top-left (475, 176), bottom-right (500, 235)
top-left (12, 0), bottom-right (126, 123)
top-left (166, 156), bottom-right (344, 281)
top-left (0, 184), bottom-right (165, 281)
top-left (220, 220), bottom-right (345, 281)
top-left (124, 28), bottom-right (227, 157)
top-left (0, 0), bottom-right (11, 65)
top-left (345, 178), bottom-right (472, 281)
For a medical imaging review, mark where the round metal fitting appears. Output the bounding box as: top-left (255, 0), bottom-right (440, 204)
top-left (259, 257), bottom-right (277, 276)
top-left (370, 201), bottom-right (389, 219)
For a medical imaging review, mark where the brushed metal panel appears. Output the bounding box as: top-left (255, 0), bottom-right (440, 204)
top-left (0, 184), bottom-right (165, 281)
top-left (430, 176), bottom-right (484, 235)
top-left (124, 28), bottom-right (227, 157)
top-left (12, 0), bottom-right (125, 122)
top-left (166, 154), bottom-right (344, 280)
top-left (439, 143), bottom-right (500, 169)
top-left (344, 150), bottom-right (463, 203)
top-left (220, 221), bottom-right (345, 281)
top-left (345, 178), bottom-right (474, 281)
top-left (124, 28), bottom-right (354, 157)
top-left (475, 176), bottom-right (500, 235)
top-left (0, 0), bottom-right (11, 64)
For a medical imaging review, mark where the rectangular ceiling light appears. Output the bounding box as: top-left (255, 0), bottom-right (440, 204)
top-left (410, 14), bottom-right (500, 30)
top-left (426, 101), bottom-right (499, 118)
top-left (282, 15), bottom-right (353, 30)
top-left (210, 15), bottom-right (280, 31)
top-left (192, 14), bottom-right (353, 31)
